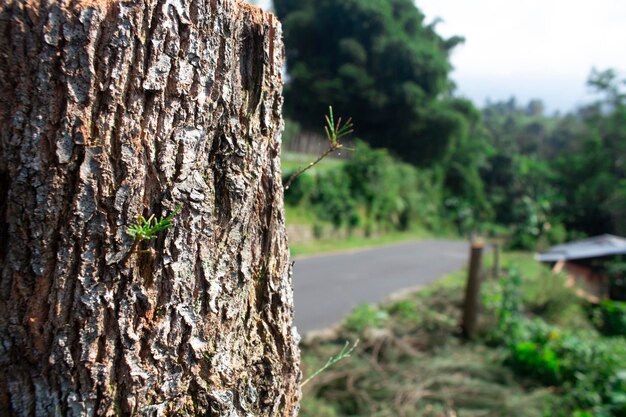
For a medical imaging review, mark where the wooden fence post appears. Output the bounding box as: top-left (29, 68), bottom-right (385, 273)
top-left (493, 242), bottom-right (501, 279)
top-left (462, 240), bottom-right (484, 339)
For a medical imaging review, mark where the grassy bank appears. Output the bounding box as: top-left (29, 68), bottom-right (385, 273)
top-left (299, 252), bottom-right (626, 417)
top-left (283, 145), bottom-right (453, 257)
top-left (289, 227), bottom-right (436, 258)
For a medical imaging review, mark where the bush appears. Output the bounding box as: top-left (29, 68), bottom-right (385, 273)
top-left (606, 257), bottom-right (626, 301)
top-left (312, 170), bottom-right (359, 228)
top-left (524, 272), bottom-right (587, 327)
top-left (283, 169), bottom-right (316, 206)
top-left (386, 299), bottom-right (421, 324)
top-left (344, 141), bottom-right (422, 232)
top-left (595, 300), bottom-right (626, 336)
top-left (494, 269), bottom-right (626, 416)
top-left (283, 141), bottom-right (446, 234)
top-left (509, 339), bottom-right (561, 385)
top-left (505, 319), bottom-right (626, 415)
top-left (546, 222), bottom-right (568, 245)
top-left (344, 304), bottom-right (388, 333)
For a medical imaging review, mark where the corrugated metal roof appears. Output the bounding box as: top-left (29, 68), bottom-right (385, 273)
top-left (536, 234), bottom-right (626, 262)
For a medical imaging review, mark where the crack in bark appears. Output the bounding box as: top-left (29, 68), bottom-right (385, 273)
top-left (0, 170), bottom-right (9, 267)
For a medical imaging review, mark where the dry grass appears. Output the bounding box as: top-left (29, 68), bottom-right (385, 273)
top-left (300, 262), bottom-right (558, 417)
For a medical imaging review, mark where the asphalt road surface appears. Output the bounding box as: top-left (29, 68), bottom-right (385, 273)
top-left (293, 239), bottom-right (469, 333)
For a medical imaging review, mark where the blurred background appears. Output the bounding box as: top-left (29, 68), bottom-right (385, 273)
top-left (248, 1), bottom-right (626, 416)
top-left (250, 0), bottom-right (626, 251)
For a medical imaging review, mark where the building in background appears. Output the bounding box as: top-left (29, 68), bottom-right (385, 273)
top-left (537, 234), bottom-right (626, 302)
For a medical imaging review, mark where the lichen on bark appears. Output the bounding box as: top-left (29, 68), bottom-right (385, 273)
top-left (0, 0), bottom-right (301, 416)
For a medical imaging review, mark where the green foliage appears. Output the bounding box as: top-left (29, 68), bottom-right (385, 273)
top-left (343, 142), bottom-right (419, 232)
top-left (606, 257), bottom-right (626, 300)
top-left (544, 222), bottom-right (568, 246)
top-left (509, 339), bottom-right (561, 385)
top-left (511, 322), bottom-right (626, 416)
top-left (311, 170), bottom-right (359, 228)
top-left (480, 100), bottom-right (563, 249)
top-left (279, 4), bottom-right (626, 241)
top-left (324, 106), bottom-right (354, 146)
top-left (496, 268), bottom-right (524, 338)
top-left (284, 142), bottom-right (446, 234)
top-left (385, 299), bottom-right (421, 324)
top-left (344, 304), bottom-right (388, 333)
top-left (492, 268), bottom-right (626, 416)
top-left (281, 9), bottom-right (625, 242)
top-left (283, 169), bottom-right (316, 206)
top-left (300, 269), bottom-right (558, 417)
top-left (300, 396), bottom-right (340, 417)
top-left (300, 252), bottom-right (626, 417)
top-left (481, 70), bottom-right (626, 245)
top-left (507, 196), bottom-right (553, 250)
top-left (127, 205), bottom-right (182, 241)
top-left (594, 300), bottom-right (626, 336)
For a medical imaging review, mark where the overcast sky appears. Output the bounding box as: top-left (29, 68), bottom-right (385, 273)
top-left (252, 0), bottom-right (626, 112)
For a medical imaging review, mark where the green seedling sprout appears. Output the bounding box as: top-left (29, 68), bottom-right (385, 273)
top-left (324, 105), bottom-right (354, 147)
top-left (284, 106), bottom-right (354, 190)
top-left (127, 204), bottom-right (182, 242)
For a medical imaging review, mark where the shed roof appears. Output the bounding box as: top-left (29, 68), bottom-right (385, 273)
top-left (536, 234), bottom-right (626, 262)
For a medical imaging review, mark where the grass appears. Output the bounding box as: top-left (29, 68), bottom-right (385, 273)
top-left (486, 250), bottom-right (544, 278)
top-left (481, 251), bottom-right (592, 328)
top-left (299, 251), bottom-right (564, 417)
top-left (285, 201), bottom-right (457, 258)
top-left (301, 341), bottom-right (555, 417)
top-left (298, 250), bottom-right (624, 417)
top-left (285, 204), bottom-right (319, 225)
top-left (289, 227), bottom-right (436, 258)
top-left (284, 201), bottom-right (444, 258)
top-left (282, 151), bottom-right (346, 174)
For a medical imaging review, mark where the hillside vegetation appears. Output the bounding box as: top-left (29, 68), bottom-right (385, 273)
top-left (277, 0), bottom-right (626, 252)
top-left (284, 142), bottom-right (446, 238)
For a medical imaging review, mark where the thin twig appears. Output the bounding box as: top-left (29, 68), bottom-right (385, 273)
top-left (283, 105), bottom-right (353, 191)
top-left (284, 144), bottom-right (342, 190)
top-left (300, 340), bottom-right (359, 387)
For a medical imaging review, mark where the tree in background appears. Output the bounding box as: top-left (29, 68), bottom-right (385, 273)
top-left (439, 99), bottom-right (493, 232)
top-left (274, 0), bottom-right (470, 166)
top-left (553, 69), bottom-right (626, 236)
top-left (480, 69), bottom-right (626, 247)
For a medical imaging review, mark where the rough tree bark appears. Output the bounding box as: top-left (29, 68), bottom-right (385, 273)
top-left (0, 0), bottom-right (301, 416)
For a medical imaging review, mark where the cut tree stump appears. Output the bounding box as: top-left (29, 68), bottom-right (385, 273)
top-left (0, 0), bottom-right (300, 415)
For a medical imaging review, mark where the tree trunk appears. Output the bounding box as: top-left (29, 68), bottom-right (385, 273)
top-left (0, 0), bottom-right (300, 416)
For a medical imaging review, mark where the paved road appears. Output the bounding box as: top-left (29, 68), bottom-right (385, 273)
top-left (293, 239), bottom-right (469, 333)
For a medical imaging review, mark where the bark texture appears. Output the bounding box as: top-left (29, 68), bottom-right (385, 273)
top-left (0, 0), bottom-right (300, 415)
